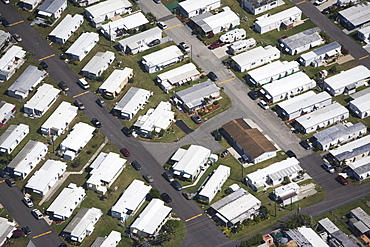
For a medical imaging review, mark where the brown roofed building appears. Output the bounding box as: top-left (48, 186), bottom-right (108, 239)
top-left (220, 119), bottom-right (277, 164)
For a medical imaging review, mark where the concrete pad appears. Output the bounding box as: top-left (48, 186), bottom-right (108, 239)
top-left (210, 45), bottom-right (230, 60)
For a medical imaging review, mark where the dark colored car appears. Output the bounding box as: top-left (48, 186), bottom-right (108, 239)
top-left (143, 174), bottom-right (154, 183)
top-left (120, 148), bottom-right (130, 157)
top-left (336, 175), bottom-right (348, 185)
top-left (148, 39), bottom-right (160, 47)
top-left (286, 150), bottom-right (296, 158)
top-left (131, 160), bottom-right (142, 170)
top-left (96, 98), bottom-right (106, 107)
top-left (58, 81), bottom-right (69, 91)
top-left (299, 140), bottom-right (310, 150)
top-left (170, 180), bottom-right (182, 191)
top-left (191, 114), bottom-right (202, 124)
top-left (162, 171), bottom-right (174, 182)
top-left (91, 118), bottom-right (102, 128)
top-left (208, 41), bottom-right (225, 50)
top-left (39, 61), bottom-right (49, 70)
top-left (0, 168), bottom-right (6, 178)
top-left (161, 193), bottom-right (172, 203)
top-left (5, 178), bottom-right (15, 187)
top-left (121, 127), bottom-right (132, 137)
top-left (248, 89), bottom-right (258, 100)
top-left (1, 18), bottom-right (10, 27)
top-left (22, 226), bottom-right (31, 235)
top-left (208, 71), bottom-right (218, 81)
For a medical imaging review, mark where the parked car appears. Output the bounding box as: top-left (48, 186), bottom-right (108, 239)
top-left (143, 174), bottom-right (154, 183)
top-left (1, 0), bottom-right (10, 4)
top-left (131, 160), bottom-right (142, 171)
top-left (39, 61), bottom-right (49, 70)
top-left (170, 180), bottom-right (182, 191)
top-left (22, 197), bottom-right (34, 208)
top-left (12, 33), bottom-right (22, 42)
top-left (5, 178), bottom-right (15, 187)
top-left (31, 209), bottom-right (43, 220)
top-left (286, 150), bottom-right (296, 158)
top-left (0, 168), bottom-right (6, 178)
top-left (336, 175), bottom-right (348, 185)
top-left (162, 171), bottom-right (174, 182)
top-left (191, 114), bottom-right (202, 124)
top-left (314, 0), bottom-right (327, 5)
top-left (258, 100), bottom-right (269, 110)
top-left (208, 71), bottom-right (218, 81)
top-left (91, 118), bottom-right (101, 128)
top-left (121, 127), bottom-right (132, 137)
top-left (0, 18), bottom-right (10, 27)
top-left (248, 89), bottom-right (258, 100)
top-left (148, 39), bottom-right (160, 47)
top-left (322, 162), bottom-right (335, 173)
top-left (179, 42), bottom-right (190, 53)
top-left (161, 193), bottom-right (172, 203)
top-left (299, 140), bottom-right (311, 150)
top-left (154, 0), bottom-right (161, 3)
top-left (77, 78), bottom-right (89, 89)
top-left (22, 226), bottom-right (31, 235)
top-left (182, 192), bottom-right (194, 200)
top-left (58, 81), bottom-right (69, 91)
top-left (292, 175), bottom-right (304, 182)
top-left (120, 148), bottom-right (130, 157)
top-left (208, 40), bottom-right (225, 50)
top-left (74, 99), bottom-right (85, 110)
top-left (95, 98), bottom-right (106, 107)
top-left (157, 21), bottom-right (167, 29)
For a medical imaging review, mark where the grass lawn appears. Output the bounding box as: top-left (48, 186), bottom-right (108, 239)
top-left (315, 195), bottom-right (370, 236)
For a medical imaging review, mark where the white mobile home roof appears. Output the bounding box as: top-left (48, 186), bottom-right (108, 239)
top-left (248, 60), bottom-right (300, 84)
top-left (263, 72), bottom-right (315, 98)
top-left (60, 122), bottom-right (95, 152)
top-left (82, 51), bottom-right (115, 75)
top-left (99, 68), bottom-right (133, 93)
top-left (114, 87), bottom-right (152, 116)
top-left (0, 102), bottom-right (15, 119)
top-left (173, 145), bottom-right (211, 176)
top-left (256, 7), bottom-right (301, 28)
top-left (339, 4), bottom-right (370, 27)
top-left (26, 160), bottom-right (67, 191)
top-left (319, 218), bottom-right (340, 234)
top-left (64, 207), bottom-right (103, 238)
top-left (0, 124), bottom-right (29, 151)
top-left (278, 91), bottom-right (331, 115)
top-left (65, 32), bottom-right (99, 57)
top-left (92, 231), bottom-right (121, 247)
top-left (47, 183), bottom-right (85, 219)
top-left (324, 65), bottom-right (370, 92)
top-left (210, 188), bottom-right (261, 225)
top-left (87, 152), bottom-right (126, 185)
top-left (101, 12), bottom-right (148, 31)
top-left (7, 140), bottom-right (48, 177)
top-left (142, 45), bottom-right (183, 68)
top-left (198, 165), bottom-right (230, 200)
top-left (49, 14), bottom-right (83, 41)
top-left (134, 101), bottom-right (174, 132)
top-left (7, 66), bottom-right (46, 99)
top-left (0, 46), bottom-right (26, 73)
top-left (300, 42), bottom-right (341, 63)
top-left (274, 182), bottom-right (299, 198)
top-left (297, 227), bottom-right (329, 246)
top-left (41, 101), bottom-right (78, 134)
top-left (351, 207), bottom-right (370, 229)
top-left (179, 0), bottom-right (219, 13)
top-left (200, 7), bottom-right (239, 32)
top-left (157, 63), bottom-right (200, 84)
top-left (295, 102), bottom-right (348, 130)
top-left (86, 0), bottom-right (132, 19)
top-left (130, 198), bottom-right (171, 235)
top-left (118, 27), bottom-right (162, 48)
top-left (350, 92), bottom-right (370, 112)
top-left (330, 134), bottom-right (370, 160)
top-left (348, 155), bottom-right (370, 179)
top-left (280, 29), bottom-right (321, 51)
top-left (0, 217), bottom-right (16, 246)
top-left (176, 80), bottom-right (219, 108)
top-left (24, 84), bottom-right (60, 113)
top-left (232, 46), bottom-right (280, 69)
top-left (111, 180), bottom-right (151, 217)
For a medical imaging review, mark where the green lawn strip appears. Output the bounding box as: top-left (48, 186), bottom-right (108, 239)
top-left (315, 195), bottom-right (370, 236)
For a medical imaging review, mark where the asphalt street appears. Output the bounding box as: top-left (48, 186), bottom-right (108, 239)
top-left (0, 179), bottom-right (62, 247)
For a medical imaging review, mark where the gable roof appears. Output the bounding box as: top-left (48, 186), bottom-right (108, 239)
top-left (175, 80), bottom-right (219, 108)
top-left (222, 119), bottom-right (277, 159)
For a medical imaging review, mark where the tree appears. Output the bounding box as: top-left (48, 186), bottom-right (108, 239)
top-left (283, 214), bottom-right (317, 230)
top-left (259, 205), bottom-right (270, 220)
top-left (149, 188), bottom-right (160, 199)
top-left (240, 234), bottom-right (263, 247)
top-left (145, 12), bottom-right (157, 23)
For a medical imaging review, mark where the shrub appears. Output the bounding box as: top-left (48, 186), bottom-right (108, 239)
top-left (198, 111), bottom-right (207, 116)
top-left (207, 32), bottom-right (215, 38)
top-left (213, 100), bottom-right (219, 105)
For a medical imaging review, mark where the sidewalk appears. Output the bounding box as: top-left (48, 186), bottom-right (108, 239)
top-left (38, 136), bottom-right (109, 205)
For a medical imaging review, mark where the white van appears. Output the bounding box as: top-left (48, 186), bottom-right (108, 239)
top-left (32, 209), bottom-right (43, 220)
top-left (2, 0), bottom-right (10, 4)
top-left (322, 162), bottom-right (335, 173)
top-left (78, 78), bottom-right (90, 89)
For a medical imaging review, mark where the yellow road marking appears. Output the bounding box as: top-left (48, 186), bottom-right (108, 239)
top-left (185, 213), bottom-right (202, 222)
top-left (0, 180), bottom-right (5, 184)
top-left (32, 231), bottom-right (52, 239)
top-left (73, 91), bottom-right (89, 98)
top-left (39, 54), bottom-right (55, 61)
top-left (9, 20), bottom-right (24, 27)
top-left (165, 24), bottom-right (181, 30)
top-left (296, 0), bottom-right (306, 4)
top-left (359, 55), bottom-right (369, 60)
top-left (218, 77), bottom-right (235, 85)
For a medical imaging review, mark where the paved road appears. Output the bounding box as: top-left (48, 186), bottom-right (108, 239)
top-left (0, 179), bottom-right (62, 247)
